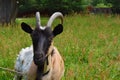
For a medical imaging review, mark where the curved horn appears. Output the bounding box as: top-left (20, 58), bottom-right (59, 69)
top-left (47, 12), bottom-right (63, 27)
top-left (36, 12), bottom-right (41, 27)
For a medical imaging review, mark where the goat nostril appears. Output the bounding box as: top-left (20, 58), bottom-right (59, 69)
top-left (35, 53), bottom-right (44, 58)
top-left (39, 54), bottom-right (43, 58)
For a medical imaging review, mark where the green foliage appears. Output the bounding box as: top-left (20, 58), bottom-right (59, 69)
top-left (91, 0), bottom-right (120, 8)
top-left (106, 0), bottom-right (120, 8)
top-left (18, 0), bottom-right (83, 15)
top-left (95, 3), bottom-right (112, 8)
top-left (17, 0), bottom-right (120, 15)
top-left (0, 14), bottom-right (120, 79)
top-left (18, 0), bottom-right (38, 13)
top-left (91, 0), bottom-right (112, 8)
top-left (91, 0), bottom-right (101, 6)
top-left (106, 0), bottom-right (120, 13)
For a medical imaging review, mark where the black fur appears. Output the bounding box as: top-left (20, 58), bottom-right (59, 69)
top-left (21, 22), bottom-right (33, 33)
top-left (53, 24), bottom-right (63, 37)
top-left (36, 65), bottom-right (44, 80)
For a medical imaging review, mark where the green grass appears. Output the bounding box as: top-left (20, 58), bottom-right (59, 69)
top-left (0, 14), bottom-right (120, 80)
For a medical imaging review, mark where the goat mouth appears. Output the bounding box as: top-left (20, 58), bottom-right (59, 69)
top-left (34, 56), bottom-right (45, 66)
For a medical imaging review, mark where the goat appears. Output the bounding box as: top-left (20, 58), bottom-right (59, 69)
top-left (14, 12), bottom-right (64, 80)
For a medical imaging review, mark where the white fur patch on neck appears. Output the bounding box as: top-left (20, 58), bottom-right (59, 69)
top-left (15, 45), bottom-right (33, 74)
top-left (39, 26), bottom-right (46, 30)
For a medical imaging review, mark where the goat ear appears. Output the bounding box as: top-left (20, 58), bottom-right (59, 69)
top-left (53, 24), bottom-right (63, 37)
top-left (21, 22), bottom-right (33, 34)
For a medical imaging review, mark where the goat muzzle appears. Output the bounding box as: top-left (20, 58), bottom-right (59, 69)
top-left (33, 53), bottom-right (45, 66)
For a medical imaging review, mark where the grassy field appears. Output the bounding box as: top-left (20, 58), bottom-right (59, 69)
top-left (0, 14), bottom-right (120, 80)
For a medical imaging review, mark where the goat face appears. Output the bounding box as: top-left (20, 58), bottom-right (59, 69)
top-left (21, 23), bottom-right (63, 66)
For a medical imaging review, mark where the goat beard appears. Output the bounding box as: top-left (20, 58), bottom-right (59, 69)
top-left (36, 65), bottom-right (44, 80)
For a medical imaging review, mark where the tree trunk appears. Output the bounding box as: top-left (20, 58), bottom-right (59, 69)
top-left (0, 0), bottom-right (18, 25)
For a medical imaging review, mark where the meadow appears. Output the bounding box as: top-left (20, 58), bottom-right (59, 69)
top-left (0, 14), bottom-right (120, 80)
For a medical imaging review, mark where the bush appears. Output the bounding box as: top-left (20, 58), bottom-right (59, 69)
top-left (106, 0), bottom-right (120, 14)
top-left (18, 0), bottom-right (83, 16)
top-left (95, 3), bottom-right (112, 8)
